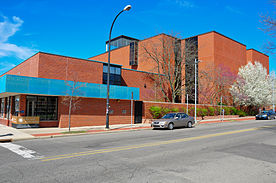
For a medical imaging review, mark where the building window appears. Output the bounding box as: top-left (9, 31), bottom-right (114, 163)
top-left (185, 36), bottom-right (198, 104)
top-left (129, 42), bottom-right (138, 66)
top-left (0, 98), bottom-right (4, 117)
top-left (5, 97), bottom-right (11, 118)
top-left (13, 96), bottom-right (20, 116)
top-left (103, 64), bottom-right (121, 85)
top-left (26, 96), bottom-right (58, 121)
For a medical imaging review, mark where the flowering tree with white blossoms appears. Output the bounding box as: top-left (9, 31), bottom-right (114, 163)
top-left (230, 62), bottom-right (272, 108)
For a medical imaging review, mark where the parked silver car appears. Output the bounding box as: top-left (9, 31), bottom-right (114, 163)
top-left (151, 113), bottom-right (195, 130)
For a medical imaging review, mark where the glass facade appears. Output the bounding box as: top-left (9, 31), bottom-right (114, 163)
top-left (13, 96), bottom-right (20, 116)
top-left (129, 42), bottom-right (138, 66)
top-left (103, 64), bottom-right (121, 85)
top-left (0, 98), bottom-right (4, 117)
top-left (5, 97), bottom-right (10, 118)
top-left (26, 96), bottom-right (58, 121)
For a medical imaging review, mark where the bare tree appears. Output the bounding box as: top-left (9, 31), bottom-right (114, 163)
top-left (141, 33), bottom-right (197, 103)
top-left (260, 1), bottom-right (276, 54)
top-left (62, 74), bottom-right (86, 131)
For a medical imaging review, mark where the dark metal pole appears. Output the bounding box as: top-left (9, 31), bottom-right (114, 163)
top-left (106, 10), bottom-right (124, 129)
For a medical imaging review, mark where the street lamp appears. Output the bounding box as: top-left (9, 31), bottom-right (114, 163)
top-left (272, 71), bottom-right (275, 111)
top-left (106, 5), bottom-right (132, 129)
top-left (194, 58), bottom-right (202, 123)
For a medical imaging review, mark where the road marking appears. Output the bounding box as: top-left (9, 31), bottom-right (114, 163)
top-left (0, 143), bottom-right (44, 160)
top-left (40, 125), bottom-right (276, 162)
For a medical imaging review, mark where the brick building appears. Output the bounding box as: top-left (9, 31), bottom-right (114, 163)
top-left (0, 31), bottom-right (269, 128)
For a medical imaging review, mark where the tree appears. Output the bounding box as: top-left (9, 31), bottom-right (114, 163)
top-left (199, 63), bottom-right (236, 105)
top-left (260, 1), bottom-right (276, 54)
top-left (141, 33), bottom-right (197, 103)
top-left (230, 62), bottom-right (272, 108)
top-left (62, 74), bottom-right (86, 131)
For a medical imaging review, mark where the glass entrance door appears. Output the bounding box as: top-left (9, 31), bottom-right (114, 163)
top-left (27, 97), bottom-right (36, 116)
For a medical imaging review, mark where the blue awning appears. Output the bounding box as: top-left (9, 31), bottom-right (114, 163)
top-left (0, 75), bottom-right (139, 100)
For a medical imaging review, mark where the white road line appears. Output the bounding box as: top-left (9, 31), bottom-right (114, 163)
top-left (0, 143), bottom-right (44, 160)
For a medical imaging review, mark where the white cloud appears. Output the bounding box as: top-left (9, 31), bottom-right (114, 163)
top-left (0, 61), bottom-right (16, 74)
top-left (173, 0), bottom-right (194, 8)
top-left (0, 43), bottom-right (34, 60)
top-left (0, 15), bottom-right (35, 60)
top-left (225, 6), bottom-right (243, 15)
top-left (0, 16), bottom-right (23, 42)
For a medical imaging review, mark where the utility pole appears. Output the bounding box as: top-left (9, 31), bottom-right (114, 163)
top-left (131, 92), bottom-right (133, 128)
top-left (186, 94), bottom-right (188, 114)
top-left (105, 5), bottom-right (132, 129)
top-left (194, 59), bottom-right (198, 123)
top-left (220, 96), bottom-right (222, 121)
top-left (272, 72), bottom-right (275, 111)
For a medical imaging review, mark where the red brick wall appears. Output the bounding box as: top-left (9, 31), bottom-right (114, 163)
top-left (0, 54), bottom-right (39, 77)
top-left (246, 49), bottom-right (269, 73)
top-left (0, 118), bottom-right (8, 126)
top-left (19, 95), bottom-right (26, 117)
top-left (121, 69), bottom-right (165, 101)
top-left (90, 45), bottom-right (131, 69)
top-left (213, 32), bottom-right (247, 74)
top-left (58, 97), bottom-right (134, 128)
top-left (89, 34), bottom-right (174, 74)
top-left (38, 53), bottom-right (103, 83)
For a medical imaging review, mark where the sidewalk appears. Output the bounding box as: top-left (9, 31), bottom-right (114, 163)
top-left (0, 116), bottom-right (255, 142)
top-left (0, 124), bottom-right (35, 142)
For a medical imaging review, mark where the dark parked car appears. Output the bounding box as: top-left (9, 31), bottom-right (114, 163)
top-left (151, 113), bottom-right (195, 130)
top-left (256, 110), bottom-right (276, 120)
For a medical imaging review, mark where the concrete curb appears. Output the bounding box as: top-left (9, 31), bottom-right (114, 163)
top-left (8, 117), bottom-right (256, 141)
top-left (30, 126), bottom-right (153, 140)
top-left (198, 117), bottom-right (255, 124)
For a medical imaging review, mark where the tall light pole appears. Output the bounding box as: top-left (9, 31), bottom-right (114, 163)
top-left (106, 5), bottom-right (132, 129)
top-left (194, 58), bottom-right (200, 123)
top-left (272, 71), bottom-right (275, 111)
top-left (194, 58), bottom-right (203, 123)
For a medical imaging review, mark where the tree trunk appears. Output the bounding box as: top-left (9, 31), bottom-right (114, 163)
top-left (68, 97), bottom-right (72, 132)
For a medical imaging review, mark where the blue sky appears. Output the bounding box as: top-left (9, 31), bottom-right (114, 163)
top-left (0, 0), bottom-right (275, 75)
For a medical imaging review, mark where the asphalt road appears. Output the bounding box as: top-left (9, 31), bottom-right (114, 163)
top-left (0, 120), bottom-right (276, 183)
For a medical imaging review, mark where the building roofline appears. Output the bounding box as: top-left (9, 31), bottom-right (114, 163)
top-left (247, 48), bottom-right (269, 57)
top-left (88, 44), bottom-right (130, 59)
top-left (105, 35), bottom-right (139, 44)
top-left (38, 51), bottom-right (122, 66)
top-left (89, 33), bottom-right (178, 59)
top-left (122, 68), bottom-right (165, 76)
top-left (0, 51), bottom-right (123, 77)
top-left (0, 52), bottom-right (40, 77)
top-left (183, 31), bottom-right (246, 47)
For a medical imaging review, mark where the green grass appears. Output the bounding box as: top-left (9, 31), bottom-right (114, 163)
top-left (61, 130), bottom-right (87, 134)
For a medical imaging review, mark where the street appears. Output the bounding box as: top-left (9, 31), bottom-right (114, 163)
top-left (0, 120), bottom-right (276, 183)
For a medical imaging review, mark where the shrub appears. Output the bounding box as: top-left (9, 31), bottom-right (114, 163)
top-left (229, 107), bottom-right (238, 115)
top-left (189, 107), bottom-right (195, 116)
top-left (198, 108), bottom-right (208, 119)
top-left (237, 110), bottom-right (247, 117)
top-left (161, 107), bottom-right (170, 116)
top-left (149, 106), bottom-right (162, 119)
top-left (214, 107), bottom-right (220, 116)
top-left (223, 107), bottom-right (231, 115)
top-left (170, 108), bottom-right (179, 112)
top-left (208, 107), bottom-right (215, 116)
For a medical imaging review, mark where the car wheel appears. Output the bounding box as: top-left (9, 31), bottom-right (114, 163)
top-left (168, 123), bottom-right (174, 130)
top-left (187, 121), bottom-right (192, 128)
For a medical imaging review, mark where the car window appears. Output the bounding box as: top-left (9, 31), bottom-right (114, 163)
top-left (181, 113), bottom-right (188, 118)
top-left (175, 113), bottom-right (181, 119)
top-left (162, 113), bottom-right (176, 119)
